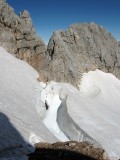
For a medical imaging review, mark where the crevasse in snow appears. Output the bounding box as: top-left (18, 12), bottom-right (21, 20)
top-left (1, 46), bottom-right (120, 159)
top-left (36, 70), bottom-right (120, 159)
top-left (38, 81), bottom-right (69, 141)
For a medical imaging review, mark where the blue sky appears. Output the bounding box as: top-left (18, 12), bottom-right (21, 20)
top-left (7, 0), bottom-right (120, 44)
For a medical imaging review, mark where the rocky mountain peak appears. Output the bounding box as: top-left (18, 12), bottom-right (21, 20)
top-left (45, 23), bottom-right (120, 86)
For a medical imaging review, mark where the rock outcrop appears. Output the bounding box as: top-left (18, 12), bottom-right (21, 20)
top-left (0, 0), bottom-right (46, 71)
top-left (46, 23), bottom-right (120, 86)
top-left (29, 141), bottom-right (108, 160)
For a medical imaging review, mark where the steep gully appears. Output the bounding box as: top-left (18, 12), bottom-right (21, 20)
top-left (35, 82), bottom-right (100, 147)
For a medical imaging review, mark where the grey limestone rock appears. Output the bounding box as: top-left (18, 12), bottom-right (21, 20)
top-left (46, 23), bottom-right (120, 86)
top-left (0, 0), bottom-right (46, 72)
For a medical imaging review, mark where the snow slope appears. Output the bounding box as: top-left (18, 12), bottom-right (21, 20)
top-left (1, 46), bottom-right (120, 159)
top-left (37, 70), bottom-right (120, 159)
top-left (0, 47), bottom-right (58, 159)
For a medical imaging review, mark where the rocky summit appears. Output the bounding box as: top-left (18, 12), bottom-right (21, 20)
top-left (0, 0), bottom-right (46, 72)
top-left (46, 23), bottom-right (120, 86)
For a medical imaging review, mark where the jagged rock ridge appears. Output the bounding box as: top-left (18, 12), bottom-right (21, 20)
top-left (0, 0), bottom-right (46, 71)
top-left (46, 23), bottom-right (120, 86)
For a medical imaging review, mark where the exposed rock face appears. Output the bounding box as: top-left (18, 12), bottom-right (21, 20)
top-left (29, 141), bottom-right (108, 160)
top-left (46, 23), bottom-right (120, 86)
top-left (0, 0), bottom-right (46, 71)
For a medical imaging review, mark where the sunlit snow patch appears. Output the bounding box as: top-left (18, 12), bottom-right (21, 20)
top-left (79, 69), bottom-right (120, 98)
